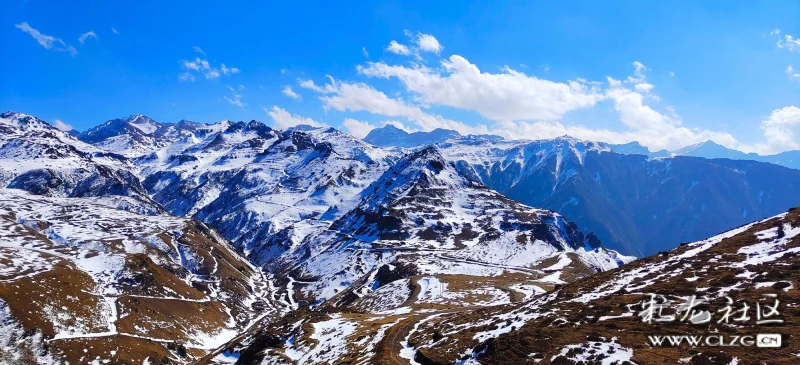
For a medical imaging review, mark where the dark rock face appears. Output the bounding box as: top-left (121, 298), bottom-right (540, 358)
top-left (455, 147), bottom-right (800, 256)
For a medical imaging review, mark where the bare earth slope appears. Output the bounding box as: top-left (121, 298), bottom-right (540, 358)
top-left (399, 207), bottom-right (800, 365)
top-left (0, 189), bottom-right (276, 364)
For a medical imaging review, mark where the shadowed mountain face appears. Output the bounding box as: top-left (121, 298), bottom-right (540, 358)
top-left (7, 110), bottom-right (800, 259)
top-left (363, 124), bottom-right (462, 147)
top-left (505, 152), bottom-right (800, 256)
top-left (438, 137), bottom-right (800, 256)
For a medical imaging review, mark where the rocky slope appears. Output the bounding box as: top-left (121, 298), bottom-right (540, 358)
top-left (0, 188), bottom-right (277, 364)
top-left (0, 112), bottom-right (162, 214)
top-left (1, 112), bottom-right (634, 364)
top-left (393, 206), bottom-right (800, 365)
top-left (209, 147), bottom-right (633, 364)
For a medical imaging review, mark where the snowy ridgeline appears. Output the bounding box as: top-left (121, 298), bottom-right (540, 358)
top-left (391, 208), bottom-right (800, 365)
top-left (0, 112), bottom-right (633, 301)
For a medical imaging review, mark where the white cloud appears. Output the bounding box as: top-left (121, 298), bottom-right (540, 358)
top-left (787, 66), bottom-right (800, 82)
top-left (386, 40), bottom-right (411, 55)
top-left (220, 64), bottom-right (240, 75)
top-left (193, 46), bottom-right (205, 55)
top-left (281, 68), bottom-right (287, 74)
top-left (291, 38), bottom-right (800, 154)
top-left (264, 106), bottom-right (326, 129)
top-left (224, 93), bottom-right (244, 108)
top-left (179, 56), bottom-right (239, 81)
top-left (52, 119), bottom-right (73, 131)
top-left (111, 27), bottom-right (119, 34)
top-left (15, 22), bottom-right (77, 56)
top-left (299, 77), bottom-right (487, 134)
top-left (178, 72), bottom-right (195, 82)
top-left (744, 106), bottom-right (800, 154)
top-left (599, 74), bottom-right (738, 151)
top-left (78, 31), bottom-right (97, 44)
top-left (342, 118), bottom-right (377, 138)
top-left (777, 33), bottom-right (800, 51)
top-left (354, 59), bottom-right (738, 151)
top-left (362, 47), bottom-right (369, 57)
top-left (358, 55), bottom-right (605, 122)
top-left (282, 85), bottom-right (301, 99)
top-left (416, 33), bottom-right (442, 53)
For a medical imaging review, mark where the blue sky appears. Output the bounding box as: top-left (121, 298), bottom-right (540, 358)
top-left (3, 1), bottom-right (800, 154)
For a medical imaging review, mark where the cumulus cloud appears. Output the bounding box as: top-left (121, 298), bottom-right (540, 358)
top-left (179, 55), bottom-right (239, 81)
top-left (78, 31), bottom-right (97, 44)
top-left (289, 33), bottom-right (800, 154)
top-left (352, 58), bottom-right (739, 151)
top-left (342, 118), bottom-right (377, 138)
top-left (598, 71), bottom-right (738, 151)
top-left (416, 33), bottom-right (442, 53)
top-left (362, 47), bottom-right (369, 57)
top-left (265, 106), bottom-right (326, 129)
top-left (298, 77), bottom-right (488, 134)
top-left (776, 32), bottom-right (800, 51)
top-left (52, 119), bottom-right (73, 131)
top-left (193, 46), bottom-right (205, 55)
top-left (744, 106), bottom-right (800, 154)
top-left (282, 85), bottom-right (301, 99)
top-left (15, 22), bottom-right (77, 56)
top-left (386, 40), bottom-right (411, 55)
top-left (358, 55), bottom-right (605, 122)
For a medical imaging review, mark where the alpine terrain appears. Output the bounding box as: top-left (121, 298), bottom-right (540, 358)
top-left (0, 112), bottom-right (630, 364)
top-left (1, 111), bottom-right (799, 364)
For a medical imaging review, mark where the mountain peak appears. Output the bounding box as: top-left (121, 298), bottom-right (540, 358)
top-left (364, 125), bottom-right (460, 147)
top-left (0, 111), bottom-right (56, 132)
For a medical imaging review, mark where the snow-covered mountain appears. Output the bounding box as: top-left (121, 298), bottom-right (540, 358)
top-left (270, 146), bottom-right (631, 303)
top-left (0, 112), bottom-right (162, 214)
top-left (7, 110), bottom-right (800, 364)
top-left (1, 111), bottom-right (633, 364)
top-left (384, 207), bottom-right (800, 364)
top-left (435, 135), bottom-right (800, 256)
top-left (0, 188), bottom-right (275, 364)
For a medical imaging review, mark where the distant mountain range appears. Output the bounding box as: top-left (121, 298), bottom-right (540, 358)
top-left (366, 125), bottom-right (800, 169)
top-left (365, 125), bottom-right (800, 256)
top-left (4, 111), bottom-right (800, 364)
